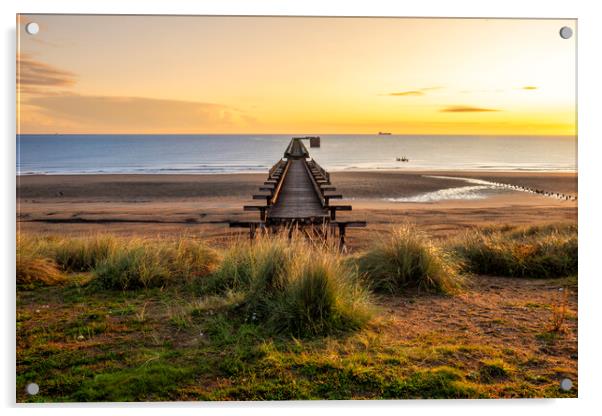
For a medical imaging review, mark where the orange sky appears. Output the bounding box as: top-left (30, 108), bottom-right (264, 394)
top-left (17, 15), bottom-right (576, 135)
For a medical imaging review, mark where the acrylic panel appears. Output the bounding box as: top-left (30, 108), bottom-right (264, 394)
top-left (16, 15), bottom-right (577, 402)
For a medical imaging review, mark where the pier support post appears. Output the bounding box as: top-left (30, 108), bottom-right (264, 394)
top-left (338, 223), bottom-right (347, 250)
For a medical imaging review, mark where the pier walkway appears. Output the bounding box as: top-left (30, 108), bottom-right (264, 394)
top-left (230, 137), bottom-right (365, 246)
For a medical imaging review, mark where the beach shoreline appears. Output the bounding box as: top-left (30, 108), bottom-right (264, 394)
top-left (17, 170), bottom-right (577, 249)
top-left (17, 170), bottom-right (577, 199)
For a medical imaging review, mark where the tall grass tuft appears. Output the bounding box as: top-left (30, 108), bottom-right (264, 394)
top-left (168, 239), bottom-right (220, 280)
top-left (16, 236), bottom-right (65, 287)
top-left (93, 238), bottom-right (218, 290)
top-left (54, 235), bottom-right (119, 272)
top-left (453, 223), bottom-right (577, 278)
top-left (270, 254), bottom-right (373, 337)
top-left (199, 240), bottom-right (255, 294)
top-left (206, 232), bottom-right (373, 337)
top-left (93, 244), bottom-right (169, 290)
top-left (356, 224), bottom-right (462, 294)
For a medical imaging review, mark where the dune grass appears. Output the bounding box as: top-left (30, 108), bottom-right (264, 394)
top-left (93, 238), bottom-right (219, 290)
top-left (270, 254), bottom-right (373, 336)
top-left (356, 224), bottom-right (463, 294)
top-left (205, 233), bottom-right (373, 337)
top-left (16, 236), bottom-right (65, 287)
top-left (54, 235), bottom-right (119, 272)
top-left (16, 224), bottom-right (578, 401)
top-left (16, 232), bottom-right (372, 337)
top-left (16, 234), bottom-right (219, 290)
top-left (199, 240), bottom-right (255, 294)
top-left (16, 223), bottom-right (576, 332)
top-left (16, 224), bottom-right (576, 292)
top-left (452, 223), bottom-right (577, 278)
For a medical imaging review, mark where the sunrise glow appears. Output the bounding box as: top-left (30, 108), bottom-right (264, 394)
top-left (17, 15), bottom-right (576, 135)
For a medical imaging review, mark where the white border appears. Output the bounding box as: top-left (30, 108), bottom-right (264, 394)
top-left (3, 1), bottom-right (601, 415)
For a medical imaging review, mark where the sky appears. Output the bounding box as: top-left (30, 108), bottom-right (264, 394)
top-left (17, 15), bottom-right (576, 135)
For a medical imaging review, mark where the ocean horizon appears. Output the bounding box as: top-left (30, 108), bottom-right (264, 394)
top-left (16, 134), bottom-right (577, 175)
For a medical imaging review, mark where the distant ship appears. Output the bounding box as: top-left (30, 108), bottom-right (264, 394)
top-left (396, 156), bottom-right (409, 162)
top-left (378, 132), bottom-right (392, 135)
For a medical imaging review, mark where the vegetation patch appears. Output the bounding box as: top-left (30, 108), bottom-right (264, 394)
top-left (93, 238), bottom-right (218, 290)
top-left (17, 236), bottom-right (66, 287)
top-left (453, 223), bottom-right (577, 278)
top-left (268, 253), bottom-right (373, 337)
top-left (73, 358), bottom-right (191, 401)
top-left (15, 223), bottom-right (578, 401)
top-left (203, 234), bottom-right (373, 337)
top-left (384, 367), bottom-right (477, 399)
top-left (478, 359), bottom-right (511, 383)
top-left (356, 224), bottom-right (463, 294)
top-left (54, 235), bottom-right (119, 272)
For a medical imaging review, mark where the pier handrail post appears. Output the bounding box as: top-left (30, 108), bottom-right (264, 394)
top-left (269, 159), bottom-right (291, 205)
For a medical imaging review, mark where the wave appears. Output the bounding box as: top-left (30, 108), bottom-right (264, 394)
top-left (387, 176), bottom-right (504, 202)
top-left (16, 164), bottom-right (272, 175)
top-left (17, 134), bottom-right (577, 175)
top-left (386, 185), bottom-right (494, 202)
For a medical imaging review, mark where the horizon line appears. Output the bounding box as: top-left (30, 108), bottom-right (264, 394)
top-left (16, 133), bottom-right (578, 138)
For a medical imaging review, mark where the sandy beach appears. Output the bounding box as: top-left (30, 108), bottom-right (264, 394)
top-left (17, 170), bottom-right (577, 249)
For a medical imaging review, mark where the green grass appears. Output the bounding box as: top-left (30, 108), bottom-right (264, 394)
top-left (93, 238), bottom-right (218, 290)
top-left (452, 223), bottom-right (577, 278)
top-left (16, 235), bottom-right (219, 290)
top-left (356, 224), bottom-right (463, 294)
top-left (16, 224), bottom-right (578, 401)
top-left (16, 280), bottom-right (577, 402)
top-left (478, 359), bottom-right (511, 383)
top-left (383, 367), bottom-right (477, 399)
top-left (268, 252), bottom-right (373, 337)
top-left (199, 240), bottom-right (259, 294)
top-left (54, 235), bottom-right (119, 272)
top-left (73, 358), bottom-right (192, 401)
top-left (203, 234), bottom-right (373, 337)
top-left (93, 245), bottom-right (171, 290)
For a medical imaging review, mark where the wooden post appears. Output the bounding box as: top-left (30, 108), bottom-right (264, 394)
top-left (338, 223), bottom-right (347, 249)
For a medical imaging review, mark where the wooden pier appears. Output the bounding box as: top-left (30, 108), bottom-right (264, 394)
top-left (230, 137), bottom-right (366, 246)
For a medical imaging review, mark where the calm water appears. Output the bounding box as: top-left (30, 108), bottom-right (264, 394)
top-left (16, 134), bottom-right (577, 175)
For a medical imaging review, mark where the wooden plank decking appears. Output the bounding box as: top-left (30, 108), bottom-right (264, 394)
top-left (268, 159), bottom-right (327, 220)
top-left (231, 137), bottom-right (366, 245)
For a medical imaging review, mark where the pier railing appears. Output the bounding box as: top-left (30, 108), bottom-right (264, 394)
top-left (231, 137), bottom-right (365, 247)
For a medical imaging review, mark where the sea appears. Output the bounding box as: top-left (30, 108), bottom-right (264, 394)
top-left (16, 134), bottom-right (577, 176)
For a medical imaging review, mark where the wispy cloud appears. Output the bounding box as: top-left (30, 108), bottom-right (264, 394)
top-left (440, 105), bottom-right (501, 113)
top-left (17, 56), bottom-right (258, 133)
top-left (388, 90), bottom-right (425, 97)
top-left (17, 54), bottom-right (77, 93)
top-left (386, 86), bottom-right (441, 97)
top-left (24, 94), bottom-right (257, 132)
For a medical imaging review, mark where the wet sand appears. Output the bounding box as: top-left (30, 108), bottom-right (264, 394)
top-left (17, 171), bottom-right (577, 249)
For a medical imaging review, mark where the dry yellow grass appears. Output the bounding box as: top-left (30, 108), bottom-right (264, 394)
top-left (356, 224), bottom-right (463, 294)
top-left (17, 236), bottom-right (65, 286)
